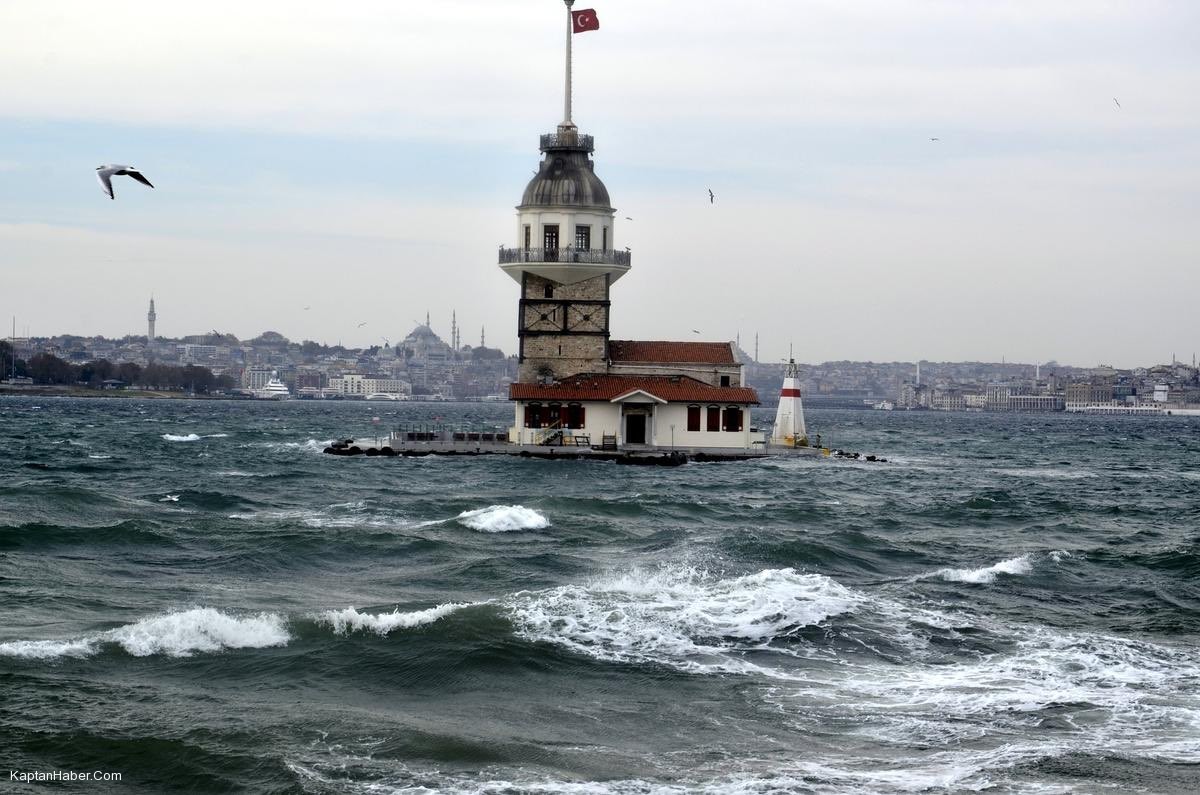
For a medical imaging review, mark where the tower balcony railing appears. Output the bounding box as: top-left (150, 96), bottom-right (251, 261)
top-left (539, 133), bottom-right (594, 153)
top-left (499, 247), bottom-right (631, 267)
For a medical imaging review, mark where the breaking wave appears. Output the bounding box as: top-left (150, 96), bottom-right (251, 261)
top-left (930, 554), bottom-right (1034, 584)
top-left (456, 505), bottom-right (549, 532)
top-left (508, 566), bottom-right (860, 673)
top-left (314, 603), bottom-right (477, 636)
top-left (0, 608), bottom-right (290, 659)
top-left (162, 433), bottom-right (202, 442)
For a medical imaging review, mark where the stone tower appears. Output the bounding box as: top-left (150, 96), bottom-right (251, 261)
top-left (147, 296), bottom-right (156, 342)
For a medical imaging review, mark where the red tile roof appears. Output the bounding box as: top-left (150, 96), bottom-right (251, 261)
top-left (608, 340), bottom-right (737, 365)
top-left (509, 374), bottom-right (759, 404)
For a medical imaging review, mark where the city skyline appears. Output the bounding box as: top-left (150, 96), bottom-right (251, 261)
top-left (2, 2), bottom-right (1198, 368)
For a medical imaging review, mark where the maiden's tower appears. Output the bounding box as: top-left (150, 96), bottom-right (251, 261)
top-left (504, 1), bottom-right (759, 450)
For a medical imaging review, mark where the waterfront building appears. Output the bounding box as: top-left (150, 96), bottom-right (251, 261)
top-left (504, 3), bottom-right (757, 449)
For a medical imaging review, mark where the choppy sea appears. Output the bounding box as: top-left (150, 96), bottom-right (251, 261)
top-left (1, 396), bottom-right (1198, 794)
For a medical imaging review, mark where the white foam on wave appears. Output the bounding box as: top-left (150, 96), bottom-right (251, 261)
top-left (87, 454), bottom-right (112, 460)
top-left (760, 619), bottom-right (1200, 777)
top-left (162, 433), bottom-right (201, 442)
top-left (0, 607), bottom-right (290, 660)
top-left (0, 637), bottom-right (98, 660)
top-left (456, 505), bottom-right (549, 532)
top-left (932, 554), bottom-right (1033, 584)
top-left (249, 439), bottom-right (334, 454)
top-left (315, 602), bottom-right (476, 636)
top-left (508, 565), bottom-right (861, 673)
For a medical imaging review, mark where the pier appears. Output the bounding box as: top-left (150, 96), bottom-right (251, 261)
top-left (322, 422), bottom-right (828, 464)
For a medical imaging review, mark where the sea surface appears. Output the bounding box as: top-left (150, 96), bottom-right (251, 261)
top-left (1, 396), bottom-right (1198, 794)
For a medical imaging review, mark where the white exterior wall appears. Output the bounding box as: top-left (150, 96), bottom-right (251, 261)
top-left (509, 400), bottom-right (621, 445)
top-left (517, 209), bottom-right (615, 250)
top-left (508, 400), bottom-right (754, 449)
top-left (652, 403), bottom-right (754, 450)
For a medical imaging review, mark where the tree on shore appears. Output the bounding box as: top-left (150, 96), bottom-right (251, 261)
top-left (16, 352), bottom-right (232, 393)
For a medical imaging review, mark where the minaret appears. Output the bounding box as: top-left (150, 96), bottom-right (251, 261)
top-left (451, 310), bottom-right (458, 350)
top-left (500, 0), bottom-right (627, 384)
top-left (481, 326), bottom-right (486, 348)
top-left (771, 359), bottom-right (808, 447)
top-left (147, 296), bottom-right (156, 342)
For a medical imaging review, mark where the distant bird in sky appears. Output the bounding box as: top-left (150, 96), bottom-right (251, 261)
top-left (159, 494), bottom-right (179, 502)
top-left (96, 164), bottom-right (154, 200)
top-left (692, 329), bottom-right (701, 334)
top-left (707, 188), bottom-right (715, 204)
top-left (624, 246), bottom-right (631, 252)
top-left (357, 322), bottom-right (367, 328)
top-left (1113, 97), bottom-right (1121, 109)
top-left (930, 137), bottom-right (940, 141)
top-left (625, 216), bottom-right (633, 220)
top-left (303, 306), bottom-right (311, 311)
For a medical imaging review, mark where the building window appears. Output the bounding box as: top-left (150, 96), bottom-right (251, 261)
top-left (524, 403), bottom-right (542, 428)
top-left (723, 406), bottom-right (743, 432)
top-left (687, 405), bottom-right (701, 432)
top-left (566, 403), bottom-right (586, 429)
top-left (544, 225), bottom-right (559, 260)
top-left (575, 225), bottom-right (591, 250)
top-left (524, 225), bottom-right (531, 249)
top-left (602, 226), bottom-right (608, 251)
top-left (720, 375), bottom-right (731, 387)
top-left (548, 403), bottom-right (562, 427)
top-left (544, 284), bottom-right (554, 298)
top-left (706, 405), bottom-right (720, 432)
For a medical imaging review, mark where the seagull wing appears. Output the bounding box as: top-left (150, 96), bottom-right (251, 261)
top-left (96, 171), bottom-right (115, 199)
top-left (125, 170), bottom-right (155, 189)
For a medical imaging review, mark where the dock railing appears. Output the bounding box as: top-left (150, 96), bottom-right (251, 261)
top-left (389, 422), bottom-right (511, 445)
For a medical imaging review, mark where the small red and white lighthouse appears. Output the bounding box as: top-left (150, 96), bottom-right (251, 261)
top-left (771, 358), bottom-right (807, 447)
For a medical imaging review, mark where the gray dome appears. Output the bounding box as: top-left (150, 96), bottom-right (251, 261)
top-left (519, 141), bottom-right (612, 210)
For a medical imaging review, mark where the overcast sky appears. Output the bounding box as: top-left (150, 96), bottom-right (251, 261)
top-left (1, 1), bottom-right (1197, 367)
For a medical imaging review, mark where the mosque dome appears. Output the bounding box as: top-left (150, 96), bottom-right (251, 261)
top-left (519, 132), bottom-right (612, 210)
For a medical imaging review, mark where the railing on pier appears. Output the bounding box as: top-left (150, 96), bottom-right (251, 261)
top-left (389, 422), bottom-right (510, 444)
top-left (498, 247), bottom-right (631, 267)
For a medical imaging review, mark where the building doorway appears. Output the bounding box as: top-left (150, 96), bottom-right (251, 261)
top-left (625, 413), bottom-right (646, 444)
top-left (544, 225), bottom-right (559, 261)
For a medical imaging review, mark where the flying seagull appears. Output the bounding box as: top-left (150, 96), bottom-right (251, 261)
top-left (692, 329), bottom-right (701, 334)
top-left (96, 164), bottom-right (154, 200)
top-left (930, 137), bottom-right (940, 141)
top-left (303, 305), bottom-right (311, 310)
top-left (1113, 97), bottom-right (1121, 109)
top-left (625, 216), bottom-right (633, 220)
top-left (707, 188), bottom-right (715, 204)
top-left (357, 322), bottom-right (367, 328)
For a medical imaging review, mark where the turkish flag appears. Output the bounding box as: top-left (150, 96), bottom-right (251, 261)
top-left (572, 8), bottom-right (600, 33)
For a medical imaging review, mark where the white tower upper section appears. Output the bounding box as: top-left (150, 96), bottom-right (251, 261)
top-left (497, 1), bottom-right (628, 287)
top-left (147, 296), bottom-right (156, 342)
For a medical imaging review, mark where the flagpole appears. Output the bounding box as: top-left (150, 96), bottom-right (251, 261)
top-left (563, 0), bottom-right (575, 129)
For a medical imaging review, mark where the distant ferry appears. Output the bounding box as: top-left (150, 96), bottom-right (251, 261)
top-left (873, 400), bottom-right (895, 411)
top-left (254, 373), bottom-right (291, 400)
top-left (365, 393), bottom-right (408, 401)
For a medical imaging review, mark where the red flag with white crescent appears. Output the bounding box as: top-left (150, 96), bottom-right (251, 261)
top-left (572, 8), bottom-right (600, 33)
